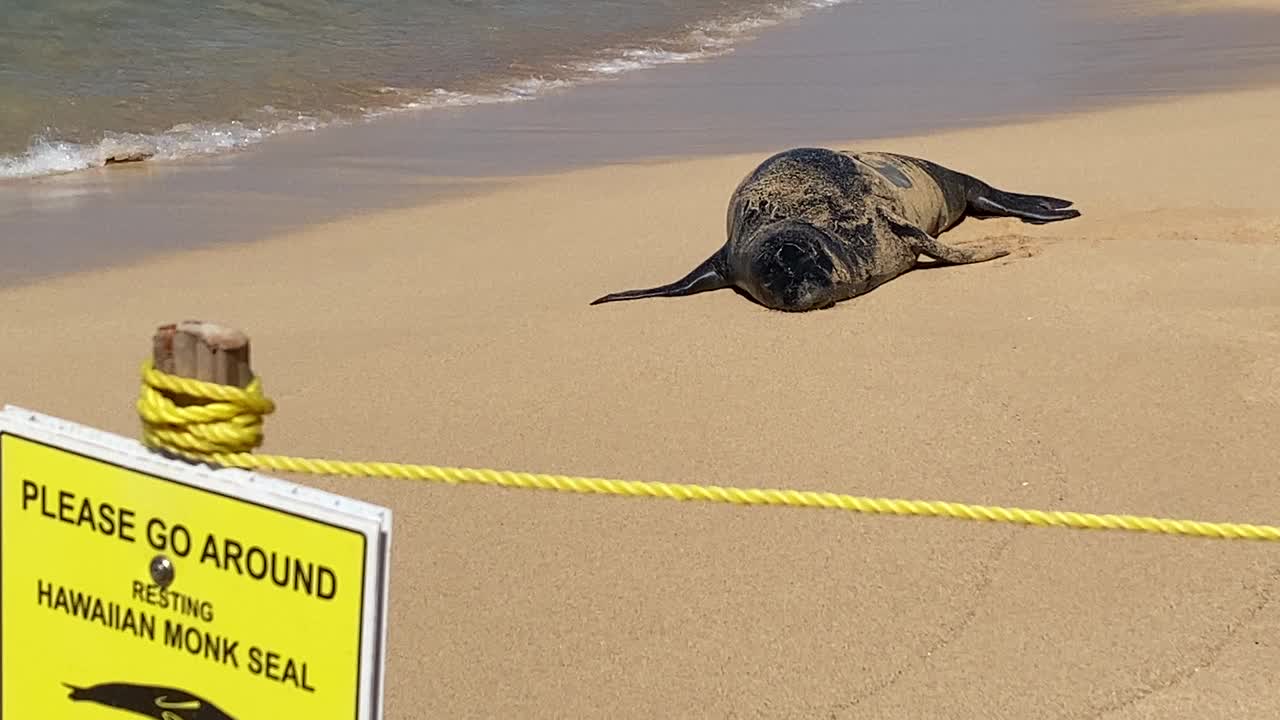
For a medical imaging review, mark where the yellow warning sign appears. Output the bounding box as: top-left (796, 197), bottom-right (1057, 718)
top-left (1, 408), bottom-right (391, 719)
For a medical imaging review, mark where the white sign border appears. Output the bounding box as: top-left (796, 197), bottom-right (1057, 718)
top-left (0, 404), bottom-right (393, 720)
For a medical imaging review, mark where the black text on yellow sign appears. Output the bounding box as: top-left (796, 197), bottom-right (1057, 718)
top-left (1, 420), bottom-right (390, 720)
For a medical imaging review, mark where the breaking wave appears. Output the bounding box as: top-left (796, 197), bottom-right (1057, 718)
top-left (0, 0), bottom-right (850, 181)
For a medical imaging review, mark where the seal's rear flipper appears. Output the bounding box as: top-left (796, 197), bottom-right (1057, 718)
top-left (970, 188), bottom-right (1081, 224)
top-left (590, 254), bottom-right (729, 306)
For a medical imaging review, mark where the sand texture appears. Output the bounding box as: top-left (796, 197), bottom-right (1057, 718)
top-left (3, 84), bottom-right (1280, 718)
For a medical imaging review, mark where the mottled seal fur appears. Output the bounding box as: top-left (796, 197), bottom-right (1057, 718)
top-left (590, 147), bottom-right (1081, 312)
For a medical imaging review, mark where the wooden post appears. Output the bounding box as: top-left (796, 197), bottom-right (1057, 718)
top-left (152, 321), bottom-right (254, 391)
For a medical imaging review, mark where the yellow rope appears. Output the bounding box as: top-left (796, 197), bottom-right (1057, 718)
top-left (136, 359), bottom-right (1280, 542)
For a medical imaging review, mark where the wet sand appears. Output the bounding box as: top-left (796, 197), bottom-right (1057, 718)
top-left (4, 0), bottom-right (1280, 718)
top-left (5, 0), bottom-right (1280, 287)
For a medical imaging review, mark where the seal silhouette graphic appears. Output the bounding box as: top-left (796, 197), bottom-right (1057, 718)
top-left (590, 147), bottom-right (1081, 311)
top-left (64, 681), bottom-right (236, 720)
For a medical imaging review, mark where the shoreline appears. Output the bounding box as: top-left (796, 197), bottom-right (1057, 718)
top-left (6, 0), bottom-right (1280, 289)
top-left (0, 0), bottom-right (855, 177)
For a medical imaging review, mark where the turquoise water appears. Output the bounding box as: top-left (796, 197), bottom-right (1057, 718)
top-left (0, 0), bottom-right (844, 178)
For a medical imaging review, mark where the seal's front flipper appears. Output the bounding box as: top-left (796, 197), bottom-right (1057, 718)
top-left (970, 188), bottom-right (1081, 224)
top-left (882, 210), bottom-right (1009, 265)
top-left (590, 253), bottom-right (729, 306)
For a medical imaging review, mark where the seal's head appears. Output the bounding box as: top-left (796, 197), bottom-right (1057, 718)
top-left (742, 220), bottom-right (838, 312)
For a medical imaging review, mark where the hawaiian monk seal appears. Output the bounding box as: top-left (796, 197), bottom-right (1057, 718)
top-left (590, 147), bottom-right (1081, 312)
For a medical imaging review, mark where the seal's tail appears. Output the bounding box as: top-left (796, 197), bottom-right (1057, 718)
top-left (970, 186), bottom-right (1081, 225)
top-left (590, 254), bottom-right (729, 306)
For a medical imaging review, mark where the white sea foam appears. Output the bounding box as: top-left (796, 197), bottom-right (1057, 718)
top-left (387, 0), bottom-right (854, 112)
top-left (0, 116), bottom-right (329, 181)
top-left (0, 0), bottom-right (851, 181)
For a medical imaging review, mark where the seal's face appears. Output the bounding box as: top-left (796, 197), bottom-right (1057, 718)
top-left (744, 220), bottom-right (838, 312)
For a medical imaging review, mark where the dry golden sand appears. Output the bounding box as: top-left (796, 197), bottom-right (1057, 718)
top-left (1147, 0), bottom-right (1280, 12)
top-left (4, 85), bottom-right (1280, 718)
top-left (1087, 0), bottom-right (1280, 15)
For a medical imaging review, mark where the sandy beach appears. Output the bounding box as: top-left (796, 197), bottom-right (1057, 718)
top-left (5, 0), bottom-right (1280, 715)
top-left (4, 79), bottom-right (1280, 717)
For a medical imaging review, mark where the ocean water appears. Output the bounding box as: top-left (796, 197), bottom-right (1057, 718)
top-left (0, 0), bottom-right (845, 179)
